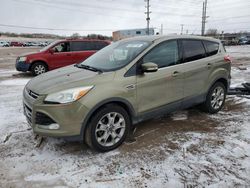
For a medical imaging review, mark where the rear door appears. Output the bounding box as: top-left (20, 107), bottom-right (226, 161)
top-left (179, 39), bottom-right (209, 100)
top-left (136, 40), bottom-right (184, 113)
top-left (70, 41), bottom-right (97, 64)
top-left (203, 40), bottom-right (221, 77)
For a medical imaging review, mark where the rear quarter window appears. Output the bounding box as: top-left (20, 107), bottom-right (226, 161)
top-left (182, 40), bottom-right (206, 62)
top-left (203, 41), bottom-right (219, 56)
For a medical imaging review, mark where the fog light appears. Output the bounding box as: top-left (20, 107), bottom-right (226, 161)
top-left (38, 123), bottom-right (60, 130)
top-left (48, 124), bottom-right (60, 130)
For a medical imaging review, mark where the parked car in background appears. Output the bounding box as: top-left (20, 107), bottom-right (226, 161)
top-left (23, 42), bottom-right (35, 47)
top-left (16, 39), bottom-right (110, 75)
top-left (239, 38), bottom-right (249, 45)
top-left (23, 35), bottom-right (231, 152)
top-left (0, 41), bottom-right (10, 47)
top-left (38, 41), bottom-right (49, 47)
top-left (10, 41), bottom-right (24, 47)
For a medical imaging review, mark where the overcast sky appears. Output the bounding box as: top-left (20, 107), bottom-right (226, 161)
top-left (0, 0), bottom-right (250, 36)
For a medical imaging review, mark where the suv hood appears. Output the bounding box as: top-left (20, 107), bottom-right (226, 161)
top-left (26, 65), bottom-right (114, 94)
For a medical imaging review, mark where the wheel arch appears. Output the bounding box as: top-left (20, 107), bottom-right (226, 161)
top-left (209, 77), bottom-right (229, 92)
top-left (28, 60), bottom-right (49, 71)
top-left (80, 98), bottom-right (136, 141)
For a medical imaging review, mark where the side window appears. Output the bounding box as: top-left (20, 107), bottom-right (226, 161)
top-left (95, 41), bottom-right (109, 50)
top-left (70, 41), bottom-right (96, 51)
top-left (203, 41), bottom-right (219, 56)
top-left (182, 40), bottom-right (206, 62)
top-left (143, 40), bottom-right (179, 68)
top-left (53, 42), bottom-right (70, 53)
top-left (70, 41), bottom-right (83, 51)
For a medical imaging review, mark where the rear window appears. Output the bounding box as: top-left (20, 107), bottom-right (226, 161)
top-left (203, 41), bottom-right (219, 56)
top-left (182, 40), bottom-right (206, 62)
top-left (70, 41), bottom-right (108, 51)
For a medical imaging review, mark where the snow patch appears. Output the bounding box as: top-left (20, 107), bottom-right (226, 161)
top-left (0, 78), bottom-right (29, 86)
top-left (171, 111), bottom-right (188, 121)
top-left (24, 173), bottom-right (60, 182)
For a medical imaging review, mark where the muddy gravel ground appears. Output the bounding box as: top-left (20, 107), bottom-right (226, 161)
top-left (0, 46), bottom-right (249, 188)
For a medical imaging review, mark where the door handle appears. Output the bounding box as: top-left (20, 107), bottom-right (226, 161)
top-left (172, 71), bottom-right (179, 77)
top-left (66, 54), bottom-right (71, 56)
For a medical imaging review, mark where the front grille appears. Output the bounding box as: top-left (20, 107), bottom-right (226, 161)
top-left (35, 112), bottom-right (56, 125)
top-left (24, 104), bottom-right (32, 124)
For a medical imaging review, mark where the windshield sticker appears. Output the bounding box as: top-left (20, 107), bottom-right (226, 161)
top-left (126, 44), bottom-right (144, 48)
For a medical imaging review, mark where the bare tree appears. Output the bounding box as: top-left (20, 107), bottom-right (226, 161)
top-left (206, 29), bottom-right (218, 37)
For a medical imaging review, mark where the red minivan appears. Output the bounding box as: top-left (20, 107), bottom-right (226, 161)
top-left (16, 39), bottom-right (110, 76)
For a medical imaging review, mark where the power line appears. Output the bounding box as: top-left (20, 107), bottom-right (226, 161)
top-left (0, 23), bottom-right (115, 31)
top-left (11, 0), bottom-right (141, 19)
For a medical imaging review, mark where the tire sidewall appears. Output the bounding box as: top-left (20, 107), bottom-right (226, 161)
top-left (31, 62), bottom-right (47, 76)
top-left (87, 105), bottom-right (130, 152)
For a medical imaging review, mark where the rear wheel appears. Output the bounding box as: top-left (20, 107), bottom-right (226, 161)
top-left (31, 62), bottom-right (48, 76)
top-left (85, 104), bottom-right (130, 152)
top-left (201, 82), bottom-right (226, 114)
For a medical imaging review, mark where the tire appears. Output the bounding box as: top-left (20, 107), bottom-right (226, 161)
top-left (85, 104), bottom-right (131, 152)
top-left (31, 62), bottom-right (48, 76)
top-left (201, 82), bottom-right (226, 114)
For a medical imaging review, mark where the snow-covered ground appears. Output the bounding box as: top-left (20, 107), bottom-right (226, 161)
top-left (0, 46), bottom-right (249, 187)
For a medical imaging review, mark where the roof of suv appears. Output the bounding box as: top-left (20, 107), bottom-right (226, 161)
top-left (122, 35), bottom-right (220, 43)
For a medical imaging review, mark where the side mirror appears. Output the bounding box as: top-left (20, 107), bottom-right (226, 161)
top-left (48, 48), bottom-right (54, 54)
top-left (141, 62), bottom-right (158, 73)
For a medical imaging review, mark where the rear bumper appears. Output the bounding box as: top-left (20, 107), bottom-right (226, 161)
top-left (16, 61), bottom-right (30, 72)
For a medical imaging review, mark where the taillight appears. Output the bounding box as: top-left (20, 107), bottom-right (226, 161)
top-left (224, 55), bottom-right (232, 63)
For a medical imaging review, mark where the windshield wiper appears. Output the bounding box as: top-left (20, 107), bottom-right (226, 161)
top-left (75, 64), bottom-right (103, 73)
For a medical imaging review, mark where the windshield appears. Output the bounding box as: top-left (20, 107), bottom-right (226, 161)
top-left (39, 41), bottom-right (57, 52)
top-left (79, 40), bottom-right (151, 72)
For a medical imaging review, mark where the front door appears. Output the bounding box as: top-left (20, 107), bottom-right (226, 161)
top-left (47, 42), bottom-right (74, 69)
top-left (136, 40), bottom-right (184, 114)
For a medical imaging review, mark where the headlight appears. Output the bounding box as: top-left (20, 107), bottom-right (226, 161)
top-left (44, 86), bottom-right (94, 104)
top-left (19, 56), bottom-right (27, 62)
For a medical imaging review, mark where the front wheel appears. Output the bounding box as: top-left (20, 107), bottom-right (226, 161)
top-left (201, 82), bottom-right (226, 114)
top-left (85, 104), bottom-right (130, 152)
top-left (31, 62), bottom-right (48, 76)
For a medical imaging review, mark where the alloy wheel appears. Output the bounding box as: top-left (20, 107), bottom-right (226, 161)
top-left (211, 86), bottom-right (225, 110)
top-left (34, 65), bottom-right (46, 75)
top-left (95, 112), bottom-right (126, 147)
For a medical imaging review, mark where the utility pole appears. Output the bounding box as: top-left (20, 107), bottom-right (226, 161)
top-left (160, 24), bottom-right (163, 35)
top-left (180, 24), bottom-right (184, 35)
top-left (145, 0), bottom-right (151, 35)
top-left (201, 0), bottom-right (208, 36)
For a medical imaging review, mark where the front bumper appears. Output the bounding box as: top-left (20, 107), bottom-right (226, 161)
top-left (16, 60), bottom-right (30, 72)
top-left (23, 87), bottom-right (90, 138)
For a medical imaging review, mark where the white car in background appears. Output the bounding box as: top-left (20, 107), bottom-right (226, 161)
top-left (0, 41), bottom-right (10, 47)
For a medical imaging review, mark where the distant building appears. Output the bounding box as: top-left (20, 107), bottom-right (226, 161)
top-left (113, 28), bottom-right (154, 41)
